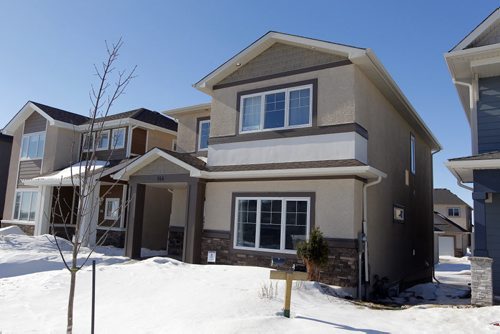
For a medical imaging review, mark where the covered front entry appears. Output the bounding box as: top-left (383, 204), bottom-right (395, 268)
top-left (114, 149), bottom-right (206, 263)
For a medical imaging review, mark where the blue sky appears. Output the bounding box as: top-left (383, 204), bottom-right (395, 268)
top-left (0, 1), bottom-right (497, 205)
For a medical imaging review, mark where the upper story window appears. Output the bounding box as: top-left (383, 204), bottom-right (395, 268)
top-left (96, 130), bottom-right (110, 151)
top-left (240, 84), bottom-right (312, 133)
top-left (234, 196), bottom-right (310, 253)
top-left (111, 128), bottom-right (126, 149)
top-left (82, 132), bottom-right (95, 151)
top-left (448, 207), bottom-right (460, 217)
top-left (410, 134), bottom-right (416, 174)
top-left (20, 132), bottom-right (45, 160)
top-left (198, 120), bottom-right (210, 151)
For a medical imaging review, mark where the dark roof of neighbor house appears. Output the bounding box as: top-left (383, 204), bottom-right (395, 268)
top-left (434, 188), bottom-right (470, 207)
top-left (449, 151), bottom-right (500, 161)
top-left (31, 101), bottom-right (90, 125)
top-left (31, 102), bottom-right (177, 132)
top-left (434, 212), bottom-right (469, 233)
top-left (158, 148), bottom-right (208, 171)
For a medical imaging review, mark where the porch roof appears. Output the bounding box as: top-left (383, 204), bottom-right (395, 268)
top-left (433, 211), bottom-right (470, 233)
top-left (111, 147), bottom-right (386, 181)
top-left (445, 151), bottom-right (500, 183)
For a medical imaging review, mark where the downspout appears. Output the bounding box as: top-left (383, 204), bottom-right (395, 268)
top-left (456, 180), bottom-right (473, 192)
top-left (361, 175), bottom-right (382, 300)
top-left (453, 79), bottom-right (478, 154)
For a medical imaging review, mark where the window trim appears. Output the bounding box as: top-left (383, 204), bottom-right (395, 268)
top-left (104, 198), bottom-right (120, 220)
top-left (95, 130), bottom-right (110, 151)
top-left (410, 134), bottom-right (416, 175)
top-left (111, 128), bottom-right (126, 150)
top-left (233, 196), bottom-right (311, 254)
top-left (239, 84), bottom-right (313, 134)
top-left (197, 119), bottom-right (211, 152)
top-left (12, 189), bottom-right (39, 222)
top-left (20, 131), bottom-right (45, 161)
top-left (448, 207), bottom-right (461, 217)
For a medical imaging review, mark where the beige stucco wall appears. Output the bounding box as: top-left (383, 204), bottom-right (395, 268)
top-left (204, 178), bottom-right (363, 239)
top-left (44, 126), bottom-right (80, 173)
top-left (353, 67), bottom-right (434, 283)
top-left (146, 130), bottom-right (176, 152)
top-left (132, 157), bottom-right (189, 176)
top-left (434, 204), bottom-right (471, 231)
top-left (210, 64), bottom-right (356, 138)
top-left (175, 110), bottom-right (210, 154)
top-left (169, 187), bottom-right (187, 227)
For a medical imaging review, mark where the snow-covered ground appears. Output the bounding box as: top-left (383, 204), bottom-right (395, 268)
top-left (1, 229), bottom-right (499, 333)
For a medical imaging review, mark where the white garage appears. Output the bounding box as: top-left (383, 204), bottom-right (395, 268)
top-left (438, 236), bottom-right (455, 257)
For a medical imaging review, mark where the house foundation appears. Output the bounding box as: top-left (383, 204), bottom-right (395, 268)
top-left (470, 256), bottom-right (494, 306)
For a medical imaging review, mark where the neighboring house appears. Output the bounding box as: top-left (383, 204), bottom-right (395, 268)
top-left (0, 134), bottom-right (13, 220)
top-left (0, 101), bottom-right (177, 248)
top-left (433, 188), bottom-right (472, 258)
top-left (112, 31), bottom-right (440, 295)
top-left (445, 8), bottom-right (500, 303)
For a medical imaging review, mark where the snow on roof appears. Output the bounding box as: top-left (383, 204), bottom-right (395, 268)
top-left (22, 160), bottom-right (108, 186)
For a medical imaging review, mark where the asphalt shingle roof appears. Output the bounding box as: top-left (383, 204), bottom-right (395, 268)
top-left (434, 188), bottom-right (470, 208)
top-left (449, 151), bottom-right (500, 161)
top-left (434, 212), bottom-right (469, 233)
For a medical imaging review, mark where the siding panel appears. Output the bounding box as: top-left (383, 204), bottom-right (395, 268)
top-left (24, 112), bottom-right (47, 134)
top-left (18, 160), bottom-right (42, 186)
top-left (486, 193), bottom-right (500, 294)
top-left (477, 77), bottom-right (500, 153)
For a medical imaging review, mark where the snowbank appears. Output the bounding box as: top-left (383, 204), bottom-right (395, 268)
top-left (0, 234), bottom-right (499, 334)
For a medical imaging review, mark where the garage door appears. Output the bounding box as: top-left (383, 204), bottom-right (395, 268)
top-left (439, 236), bottom-right (455, 257)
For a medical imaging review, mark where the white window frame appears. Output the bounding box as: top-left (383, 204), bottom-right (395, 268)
top-left (104, 198), bottom-right (120, 220)
top-left (20, 131), bottom-right (45, 160)
top-left (95, 130), bottom-right (110, 151)
top-left (410, 134), bottom-right (416, 174)
top-left (233, 196), bottom-right (311, 254)
top-left (239, 84), bottom-right (313, 134)
top-left (82, 132), bottom-right (95, 151)
top-left (12, 189), bottom-right (39, 222)
top-left (197, 120), bottom-right (210, 151)
top-left (111, 128), bottom-right (126, 150)
top-left (448, 207), bottom-right (461, 217)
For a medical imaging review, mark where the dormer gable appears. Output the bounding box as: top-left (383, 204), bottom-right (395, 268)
top-left (452, 8), bottom-right (500, 51)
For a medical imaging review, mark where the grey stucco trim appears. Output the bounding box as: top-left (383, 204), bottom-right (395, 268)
top-left (234, 79), bottom-right (318, 136)
top-left (228, 191), bottom-right (316, 257)
top-left (202, 229), bottom-right (230, 239)
top-left (324, 237), bottom-right (358, 250)
top-left (213, 59), bottom-right (352, 90)
top-left (209, 122), bottom-right (368, 145)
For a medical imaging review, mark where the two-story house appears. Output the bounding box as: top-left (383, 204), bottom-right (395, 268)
top-left (433, 188), bottom-right (472, 258)
top-left (445, 7), bottom-right (500, 305)
top-left (0, 101), bottom-right (177, 248)
top-left (112, 32), bottom-right (440, 296)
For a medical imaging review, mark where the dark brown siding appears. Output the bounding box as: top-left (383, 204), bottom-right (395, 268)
top-left (24, 112), bottom-right (47, 134)
top-left (17, 160), bottom-right (42, 186)
top-left (131, 128), bottom-right (147, 155)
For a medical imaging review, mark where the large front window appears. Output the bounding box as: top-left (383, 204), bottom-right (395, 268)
top-left (13, 190), bottom-right (38, 221)
top-left (20, 132), bottom-right (45, 159)
top-left (240, 84), bottom-right (312, 133)
top-left (234, 197), bottom-right (310, 252)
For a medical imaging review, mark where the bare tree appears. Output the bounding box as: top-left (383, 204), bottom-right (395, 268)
top-left (47, 39), bottom-right (136, 334)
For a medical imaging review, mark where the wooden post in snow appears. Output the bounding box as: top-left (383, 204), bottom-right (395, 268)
top-left (270, 270), bottom-right (308, 318)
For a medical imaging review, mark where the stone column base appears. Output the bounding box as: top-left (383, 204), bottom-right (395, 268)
top-left (470, 256), bottom-right (493, 306)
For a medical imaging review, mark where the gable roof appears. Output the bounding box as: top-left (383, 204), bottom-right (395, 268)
top-left (31, 101), bottom-right (89, 125)
top-left (433, 188), bottom-right (471, 208)
top-left (194, 31), bottom-right (441, 152)
top-left (2, 101), bottom-right (177, 135)
top-left (434, 212), bottom-right (469, 233)
top-left (451, 8), bottom-right (500, 51)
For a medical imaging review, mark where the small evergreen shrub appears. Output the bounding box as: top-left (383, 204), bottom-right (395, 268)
top-left (297, 228), bottom-right (329, 281)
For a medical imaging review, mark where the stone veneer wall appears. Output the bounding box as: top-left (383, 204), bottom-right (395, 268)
top-left (96, 230), bottom-right (125, 248)
top-left (1, 222), bottom-right (35, 235)
top-left (470, 256), bottom-right (494, 306)
top-left (200, 231), bottom-right (358, 287)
